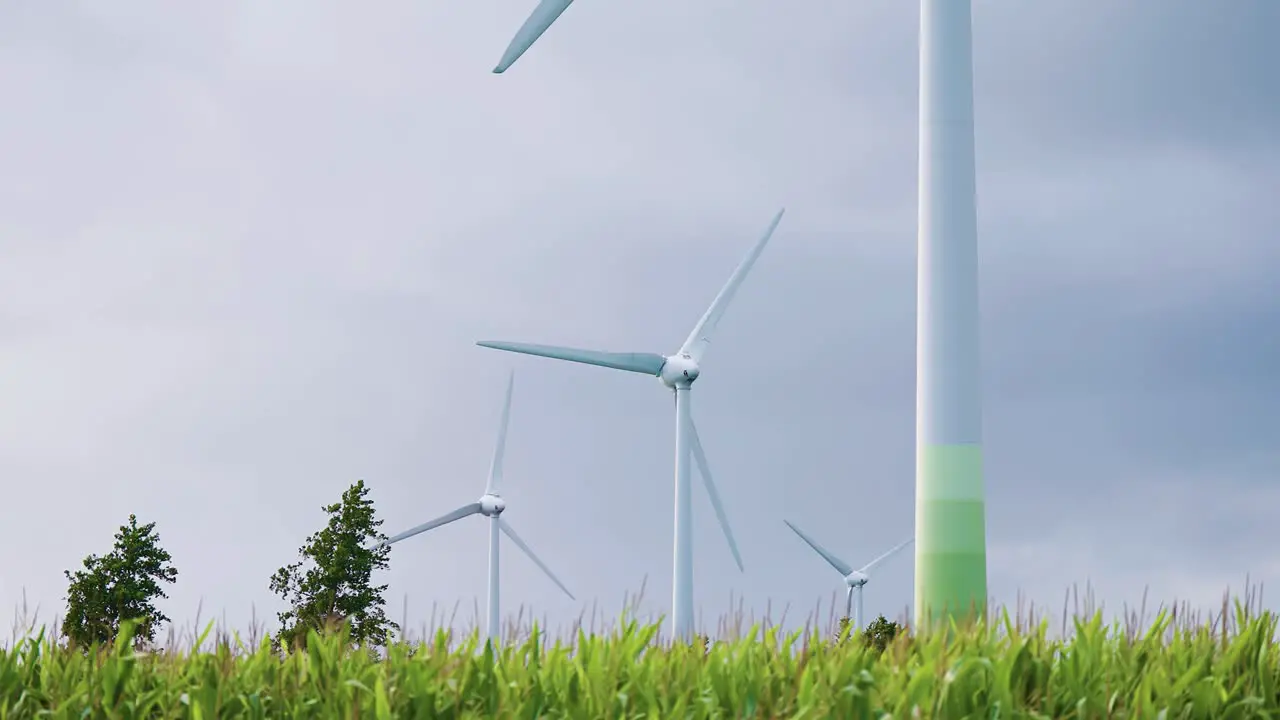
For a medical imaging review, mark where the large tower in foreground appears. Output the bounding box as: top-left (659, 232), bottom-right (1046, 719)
top-left (914, 0), bottom-right (987, 629)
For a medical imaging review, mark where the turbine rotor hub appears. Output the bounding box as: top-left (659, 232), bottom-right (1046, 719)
top-left (845, 571), bottom-right (869, 587)
top-left (659, 353), bottom-right (700, 388)
top-left (479, 494), bottom-right (506, 517)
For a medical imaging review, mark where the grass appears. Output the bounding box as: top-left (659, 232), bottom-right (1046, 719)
top-left (0, 584), bottom-right (1277, 718)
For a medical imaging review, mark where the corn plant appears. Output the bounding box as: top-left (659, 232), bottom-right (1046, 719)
top-left (0, 603), bottom-right (1275, 718)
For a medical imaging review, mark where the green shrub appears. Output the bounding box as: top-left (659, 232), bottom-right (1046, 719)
top-left (860, 614), bottom-right (905, 653)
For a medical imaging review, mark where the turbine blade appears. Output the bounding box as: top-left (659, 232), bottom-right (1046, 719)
top-left (476, 341), bottom-right (666, 376)
top-left (678, 208), bottom-right (785, 363)
top-left (493, 0), bottom-right (576, 74)
top-left (381, 503), bottom-right (482, 546)
top-left (688, 416), bottom-right (744, 571)
top-left (783, 520), bottom-right (854, 576)
top-left (498, 518), bottom-right (576, 601)
top-left (485, 371), bottom-right (516, 496)
top-left (858, 537), bottom-right (914, 576)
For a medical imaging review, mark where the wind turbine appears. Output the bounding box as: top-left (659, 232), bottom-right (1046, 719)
top-left (476, 209), bottom-right (784, 641)
top-left (784, 520), bottom-right (912, 631)
top-left (493, 0), bottom-right (575, 73)
top-left (488, 0), bottom-right (989, 630)
top-left (378, 372), bottom-right (574, 645)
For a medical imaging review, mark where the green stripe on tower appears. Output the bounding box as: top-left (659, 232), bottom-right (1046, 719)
top-left (915, 444), bottom-right (987, 627)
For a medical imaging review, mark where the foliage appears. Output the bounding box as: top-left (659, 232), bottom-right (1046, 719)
top-left (835, 615), bottom-right (852, 642)
top-left (833, 615), bottom-right (905, 652)
top-left (0, 606), bottom-right (1278, 717)
top-left (269, 480), bottom-right (397, 651)
top-left (861, 614), bottom-right (905, 652)
top-left (693, 632), bottom-right (711, 655)
top-left (61, 514), bottom-right (179, 649)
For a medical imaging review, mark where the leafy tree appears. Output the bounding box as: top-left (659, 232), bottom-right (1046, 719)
top-left (270, 479), bottom-right (397, 650)
top-left (62, 514), bottom-right (179, 648)
top-left (832, 615), bottom-right (906, 652)
top-left (62, 555), bottom-right (113, 647)
top-left (860, 614), bottom-right (904, 652)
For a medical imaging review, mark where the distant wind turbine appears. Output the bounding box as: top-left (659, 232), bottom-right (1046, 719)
top-left (784, 519), bottom-right (912, 631)
top-left (378, 372), bottom-right (574, 645)
top-left (477, 208), bottom-right (785, 641)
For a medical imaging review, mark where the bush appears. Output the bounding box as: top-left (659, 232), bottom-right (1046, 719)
top-left (860, 614), bottom-right (904, 652)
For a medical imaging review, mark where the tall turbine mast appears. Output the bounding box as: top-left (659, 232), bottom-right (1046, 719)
top-left (915, 0), bottom-right (987, 629)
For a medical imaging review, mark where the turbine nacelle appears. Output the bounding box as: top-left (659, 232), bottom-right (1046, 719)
top-left (659, 353), bottom-right (700, 388)
top-left (844, 570), bottom-right (869, 587)
top-left (479, 493), bottom-right (506, 517)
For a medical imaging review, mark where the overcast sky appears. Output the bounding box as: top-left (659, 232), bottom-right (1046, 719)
top-left (0, 0), bottom-right (1276, 643)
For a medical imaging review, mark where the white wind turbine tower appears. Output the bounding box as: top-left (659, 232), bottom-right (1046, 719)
top-left (378, 372), bottom-right (574, 645)
top-left (784, 520), bottom-right (912, 631)
top-left (477, 208), bottom-right (785, 641)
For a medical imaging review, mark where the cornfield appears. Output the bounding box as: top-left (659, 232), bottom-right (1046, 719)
top-left (0, 596), bottom-right (1277, 718)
